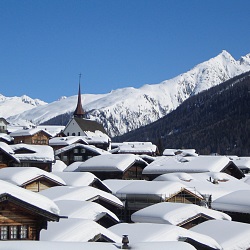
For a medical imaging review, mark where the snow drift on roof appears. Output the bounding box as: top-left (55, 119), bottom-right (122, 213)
top-left (191, 220), bottom-right (250, 250)
top-left (109, 223), bottom-right (222, 249)
top-left (131, 202), bottom-right (231, 225)
top-left (0, 180), bottom-right (59, 215)
top-left (39, 185), bottom-right (123, 207)
top-left (77, 154), bottom-right (147, 172)
top-left (0, 167), bottom-right (65, 186)
top-left (40, 218), bottom-right (121, 242)
top-left (55, 200), bottom-right (119, 222)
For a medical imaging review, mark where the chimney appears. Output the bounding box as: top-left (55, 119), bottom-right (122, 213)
top-left (122, 234), bottom-right (130, 249)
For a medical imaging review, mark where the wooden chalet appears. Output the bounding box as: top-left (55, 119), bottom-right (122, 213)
top-left (0, 180), bottom-right (60, 241)
top-left (0, 142), bottom-right (55, 171)
top-left (142, 155), bottom-right (245, 180)
top-left (0, 118), bottom-right (9, 134)
top-left (40, 185), bottom-right (124, 218)
top-left (131, 202), bottom-right (231, 230)
top-left (76, 154), bottom-right (148, 180)
top-left (0, 167), bottom-right (66, 192)
top-left (115, 181), bottom-right (204, 222)
top-left (49, 136), bottom-right (88, 151)
top-left (55, 143), bottom-right (110, 166)
top-left (10, 128), bottom-right (52, 145)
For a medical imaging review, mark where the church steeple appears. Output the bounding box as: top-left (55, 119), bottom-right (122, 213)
top-left (73, 74), bottom-right (85, 118)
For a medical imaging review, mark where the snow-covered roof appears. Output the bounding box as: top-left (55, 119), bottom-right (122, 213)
top-left (154, 172), bottom-right (250, 200)
top-left (49, 134), bottom-right (110, 146)
top-left (55, 143), bottom-right (110, 156)
top-left (40, 218), bottom-right (121, 242)
top-left (115, 180), bottom-right (203, 200)
top-left (39, 185), bottom-right (123, 208)
top-left (212, 190), bottom-right (250, 214)
top-left (110, 142), bottom-right (157, 154)
top-left (10, 127), bottom-right (52, 137)
top-left (52, 160), bottom-right (67, 172)
top-left (0, 180), bottom-right (59, 216)
top-left (77, 154), bottom-right (147, 172)
top-left (84, 130), bottom-right (111, 143)
top-left (49, 136), bottom-right (88, 146)
top-left (109, 223), bottom-right (222, 249)
top-left (131, 202), bottom-right (231, 225)
top-left (143, 155), bottom-right (239, 175)
top-left (37, 125), bottom-right (65, 137)
top-left (0, 142), bottom-right (20, 163)
top-left (163, 148), bottom-right (198, 157)
top-left (0, 240), bottom-right (197, 250)
top-left (10, 143), bottom-right (55, 162)
top-left (103, 179), bottom-right (148, 194)
top-left (63, 161), bottom-right (83, 172)
top-left (233, 157), bottom-right (250, 170)
top-left (191, 220), bottom-right (250, 250)
top-left (52, 172), bottom-right (111, 191)
top-left (0, 167), bottom-right (66, 186)
top-left (55, 200), bottom-right (119, 222)
top-left (0, 133), bottom-right (13, 142)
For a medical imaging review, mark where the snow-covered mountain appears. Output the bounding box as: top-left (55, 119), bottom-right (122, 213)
top-left (0, 94), bottom-right (47, 118)
top-left (4, 50), bottom-right (250, 137)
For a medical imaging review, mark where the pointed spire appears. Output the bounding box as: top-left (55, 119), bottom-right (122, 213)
top-left (73, 74), bottom-right (85, 118)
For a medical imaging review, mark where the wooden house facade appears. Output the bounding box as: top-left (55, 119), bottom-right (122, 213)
top-left (116, 181), bottom-right (204, 222)
top-left (10, 129), bottom-right (51, 145)
top-left (77, 154), bottom-right (148, 181)
top-left (0, 181), bottom-right (60, 241)
top-left (55, 143), bottom-right (109, 166)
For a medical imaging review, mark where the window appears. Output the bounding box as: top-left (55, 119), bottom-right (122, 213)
top-left (80, 148), bottom-right (86, 153)
top-left (20, 225), bottom-right (28, 239)
top-left (10, 226), bottom-right (18, 239)
top-left (74, 148), bottom-right (79, 154)
top-left (62, 156), bottom-right (68, 161)
top-left (78, 132), bottom-right (80, 136)
top-left (74, 156), bottom-right (82, 161)
top-left (0, 225), bottom-right (29, 240)
top-left (0, 226), bottom-right (8, 240)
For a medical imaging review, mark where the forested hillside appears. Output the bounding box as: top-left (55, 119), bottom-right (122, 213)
top-left (114, 72), bottom-right (250, 156)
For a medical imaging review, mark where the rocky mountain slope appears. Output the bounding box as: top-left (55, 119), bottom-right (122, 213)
top-left (114, 71), bottom-right (250, 156)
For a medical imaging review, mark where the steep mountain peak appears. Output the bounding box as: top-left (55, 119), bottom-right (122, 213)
top-left (219, 50), bottom-right (234, 59)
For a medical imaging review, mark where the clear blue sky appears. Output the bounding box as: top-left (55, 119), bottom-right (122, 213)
top-left (1, 0), bottom-right (250, 102)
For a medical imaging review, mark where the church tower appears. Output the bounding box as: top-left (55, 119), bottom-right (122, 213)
top-left (73, 74), bottom-right (85, 118)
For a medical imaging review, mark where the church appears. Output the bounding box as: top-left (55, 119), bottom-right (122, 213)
top-left (62, 80), bottom-right (111, 150)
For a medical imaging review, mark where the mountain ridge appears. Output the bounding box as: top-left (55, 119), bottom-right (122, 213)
top-left (2, 50), bottom-right (250, 137)
top-left (114, 71), bottom-right (250, 156)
